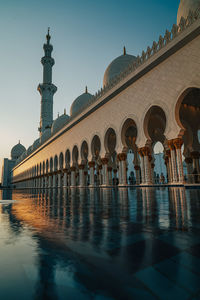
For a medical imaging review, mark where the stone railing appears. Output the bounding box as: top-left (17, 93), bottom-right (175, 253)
top-left (16, 8), bottom-right (200, 165)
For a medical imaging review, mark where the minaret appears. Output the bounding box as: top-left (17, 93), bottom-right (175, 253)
top-left (38, 28), bottom-right (57, 135)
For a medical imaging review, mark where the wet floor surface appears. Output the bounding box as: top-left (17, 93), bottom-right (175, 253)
top-left (0, 187), bottom-right (200, 300)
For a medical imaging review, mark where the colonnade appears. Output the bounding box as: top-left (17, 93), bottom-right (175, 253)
top-left (13, 137), bottom-right (197, 188)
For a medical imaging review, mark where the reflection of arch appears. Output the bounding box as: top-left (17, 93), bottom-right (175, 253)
top-left (91, 135), bottom-right (101, 159)
top-left (81, 141), bottom-right (88, 162)
top-left (72, 146), bottom-right (79, 165)
top-left (65, 149), bottom-right (70, 167)
top-left (54, 155), bottom-right (58, 171)
top-left (121, 118), bottom-right (137, 150)
top-left (144, 105), bottom-right (166, 144)
top-left (59, 152), bottom-right (64, 170)
top-left (104, 128), bottom-right (116, 154)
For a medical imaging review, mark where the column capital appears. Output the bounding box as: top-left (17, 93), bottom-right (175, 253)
top-left (134, 165), bottom-right (140, 171)
top-left (191, 151), bottom-right (200, 159)
top-left (70, 166), bottom-right (76, 172)
top-left (102, 157), bottom-right (109, 165)
top-left (173, 138), bottom-right (183, 149)
top-left (185, 157), bottom-right (193, 164)
top-left (138, 147), bottom-right (150, 156)
top-left (166, 149), bottom-right (171, 158)
top-left (78, 164), bottom-right (85, 170)
top-left (168, 139), bottom-right (175, 150)
top-left (117, 153), bottom-right (127, 161)
top-left (88, 161), bottom-right (95, 168)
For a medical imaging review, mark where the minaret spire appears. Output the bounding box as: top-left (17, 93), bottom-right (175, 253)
top-left (37, 29), bottom-right (57, 136)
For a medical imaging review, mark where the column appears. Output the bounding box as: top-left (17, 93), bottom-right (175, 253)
top-left (108, 167), bottom-right (113, 185)
top-left (118, 153), bottom-right (127, 186)
top-left (79, 164), bottom-right (85, 187)
top-left (57, 172), bottom-right (61, 188)
top-left (151, 163), bottom-right (155, 184)
top-left (140, 147), bottom-right (152, 185)
top-left (168, 140), bottom-right (178, 183)
top-left (89, 161), bottom-right (95, 187)
top-left (84, 171), bottom-right (88, 186)
top-left (117, 157), bottom-right (122, 185)
top-left (63, 170), bottom-right (67, 187)
top-left (134, 165), bottom-right (140, 185)
top-left (185, 157), bottom-right (193, 183)
top-left (52, 173), bottom-right (56, 188)
top-left (49, 174), bottom-right (53, 188)
top-left (166, 150), bottom-right (173, 183)
top-left (174, 138), bottom-right (184, 184)
top-left (138, 149), bottom-right (145, 184)
top-left (70, 167), bottom-right (76, 187)
top-left (102, 158), bottom-right (109, 186)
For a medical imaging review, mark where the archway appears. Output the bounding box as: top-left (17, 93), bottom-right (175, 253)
top-left (175, 88), bottom-right (200, 182)
top-left (104, 128), bottom-right (117, 185)
top-left (121, 118), bottom-right (138, 185)
top-left (143, 106), bottom-right (167, 184)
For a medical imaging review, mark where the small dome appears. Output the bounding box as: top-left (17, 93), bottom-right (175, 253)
top-left (70, 87), bottom-right (93, 116)
top-left (51, 112), bottom-right (70, 134)
top-left (26, 146), bottom-right (32, 156)
top-left (103, 48), bottom-right (136, 87)
top-left (40, 128), bottom-right (51, 143)
top-left (177, 0), bottom-right (200, 25)
top-left (11, 141), bottom-right (26, 160)
top-left (32, 138), bottom-right (40, 151)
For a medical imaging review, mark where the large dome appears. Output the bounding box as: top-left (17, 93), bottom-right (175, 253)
top-left (70, 87), bottom-right (93, 116)
top-left (177, 0), bottom-right (200, 25)
top-left (11, 142), bottom-right (26, 160)
top-left (103, 48), bottom-right (136, 87)
top-left (51, 112), bottom-right (70, 134)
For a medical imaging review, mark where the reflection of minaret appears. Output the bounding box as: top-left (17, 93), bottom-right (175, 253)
top-left (38, 28), bottom-right (57, 136)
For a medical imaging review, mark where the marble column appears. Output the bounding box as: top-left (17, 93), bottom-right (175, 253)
top-left (57, 172), bottom-right (61, 188)
top-left (185, 157), bottom-right (193, 183)
top-left (174, 138), bottom-right (184, 184)
top-left (134, 165), bottom-right (140, 185)
top-left (102, 158), bottom-right (109, 186)
top-left (166, 150), bottom-right (173, 183)
top-left (70, 167), bottom-right (76, 187)
top-left (89, 161), bottom-right (95, 187)
top-left (168, 140), bottom-right (178, 183)
top-left (118, 153), bottom-right (127, 186)
top-left (139, 147), bottom-right (152, 185)
top-left (79, 164), bottom-right (85, 187)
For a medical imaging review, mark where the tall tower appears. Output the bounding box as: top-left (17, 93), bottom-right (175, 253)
top-left (38, 28), bottom-right (57, 136)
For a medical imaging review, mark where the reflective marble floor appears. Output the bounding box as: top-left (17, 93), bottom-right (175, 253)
top-left (0, 187), bottom-right (200, 300)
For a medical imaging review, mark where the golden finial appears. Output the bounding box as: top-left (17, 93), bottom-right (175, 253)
top-left (18, 140), bottom-right (20, 144)
top-left (64, 108), bottom-right (66, 115)
top-left (123, 46), bottom-right (126, 55)
top-left (85, 86), bottom-right (88, 93)
top-left (46, 27), bottom-right (51, 44)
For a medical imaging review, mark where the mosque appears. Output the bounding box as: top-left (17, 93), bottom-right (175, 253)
top-left (1, 0), bottom-right (200, 188)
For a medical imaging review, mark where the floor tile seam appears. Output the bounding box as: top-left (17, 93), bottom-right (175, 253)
top-left (153, 263), bottom-right (198, 296)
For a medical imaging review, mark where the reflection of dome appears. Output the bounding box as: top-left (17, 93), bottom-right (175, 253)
top-left (40, 128), bottom-right (51, 143)
top-left (70, 87), bottom-right (93, 116)
top-left (177, 0), bottom-right (200, 25)
top-left (103, 48), bottom-right (136, 87)
top-left (51, 112), bottom-right (70, 134)
top-left (11, 142), bottom-right (26, 160)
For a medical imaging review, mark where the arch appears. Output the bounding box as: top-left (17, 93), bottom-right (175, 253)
top-left (91, 135), bottom-right (101, 159)
top-left (65, 149), bottom-right (71, 167)
top-left (143, 105), bottom-right (167, 144)
top-left (121, 118), bottom-right (138, 150)
top-left (50, 157), bottom-right (53, 172)
top-left (59, 152), bottom-right (64, 170)
top-left (54, 155), bottom-right (58, 171)
top-left (39, 162), bottom-right (42, 175)
top-left (81, 140), bottom-right (88, 162)
top-left (42, 161), bottom-right (45, 174)
top-left (46, 159), bottom-right (49, 173)
top-left (72, 145), bottom-right (79, 165)
top-left (104, 128), bottom-right (117, 154)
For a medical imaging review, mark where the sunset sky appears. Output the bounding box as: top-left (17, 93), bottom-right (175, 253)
top-left (0, 0), bottom-right (180, 179)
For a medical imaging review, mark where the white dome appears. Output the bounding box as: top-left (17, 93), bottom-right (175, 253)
top-left (51, 113), bottom-right (70, 134)
top-left (11, 142), bottom-right (26, 160)
top-left (40, 128), bottom-right (51, 143)
top-left (103, 49), bottom-right (136, 87)
top-left (70, 87), bottom-right (93, 116)
top-left (177, 0), bottom-right (200, 24)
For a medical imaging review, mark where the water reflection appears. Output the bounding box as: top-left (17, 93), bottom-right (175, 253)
top-left (0, 187), bottom-right (200, 299)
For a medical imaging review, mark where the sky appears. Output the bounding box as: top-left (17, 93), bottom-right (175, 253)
top-left (0, 0), bottom-right (180, 180)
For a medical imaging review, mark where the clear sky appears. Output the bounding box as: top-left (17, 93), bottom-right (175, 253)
top-left (0, 0), bottom-right (180, 180)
